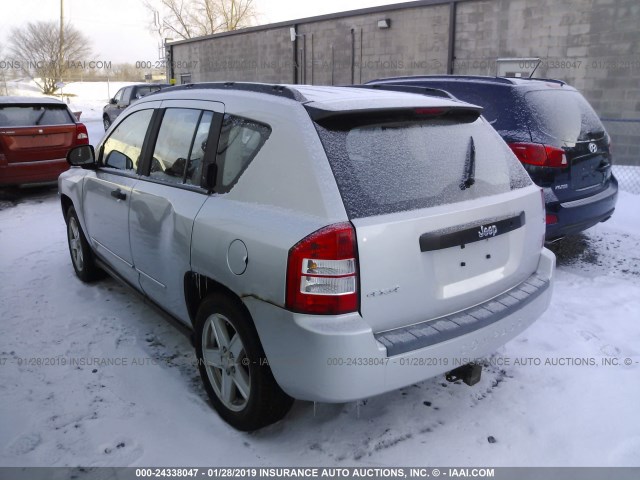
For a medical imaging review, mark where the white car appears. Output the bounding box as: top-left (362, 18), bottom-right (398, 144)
top-left (60, 82), bottom-right (555, 430)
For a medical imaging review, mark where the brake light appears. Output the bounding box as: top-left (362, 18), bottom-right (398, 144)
top-left (508, 142), bottom-right (567, 168)
top-left (546, 214), bottom-right (558, 225)
top-left (415, 107), bottom-right (447, 115)
top-left (286, 223), bottom-right (358, 315)
top-left (75, 123), bottom-right (89, 145)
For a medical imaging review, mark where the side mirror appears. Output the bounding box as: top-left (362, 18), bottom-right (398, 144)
top-left (67, 145), bottom-right (96, 167)
top-left (109, 98), bottom-right (117, 105)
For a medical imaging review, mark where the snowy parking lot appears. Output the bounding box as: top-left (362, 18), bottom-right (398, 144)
top-left (1, 81), bottom-right (639, 467)
top-left (1, 185), bottom-right (639, 467)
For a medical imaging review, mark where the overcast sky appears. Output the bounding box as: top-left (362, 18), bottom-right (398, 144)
top-left (0, 0), bottom-right (399, 64)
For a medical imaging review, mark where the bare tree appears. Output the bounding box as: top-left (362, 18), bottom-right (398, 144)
top-left (144, 0), bottom-right (256, 41)
top-left (9, 21), bottom-right (92, 94)
top-left (0, 42), bottom-right (7, 95)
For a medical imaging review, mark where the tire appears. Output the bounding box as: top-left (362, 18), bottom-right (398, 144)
top-left (66, 206), bottom-right (103, 282)
top-left (103, 116), bottom-right (111, 130)
top-left (194, 293), bottom-right (293, 431)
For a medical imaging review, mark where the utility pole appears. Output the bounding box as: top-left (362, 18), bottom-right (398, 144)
top-left (60, 0), bottom-right (64, 81)
top-left (59, 0), bottom-right (64, 99)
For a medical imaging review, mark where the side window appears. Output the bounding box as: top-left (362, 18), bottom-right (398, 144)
top-left (101, 109), bottom-right (153, 171)
top-left (113, 89), bottom-right (124, 103)
top-left (186, 111), bottom-right (213, 185)
top-left (121, 87), bottom-right (133, 104)
top-left (135, 86), bottom-right (155, 99)
top-left (216, 114), bottom-right (271, 190)
top-left (149, 108), bottom-right (211, 185)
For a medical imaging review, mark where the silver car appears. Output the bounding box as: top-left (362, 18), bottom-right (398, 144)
top-left (60, 82), bottom-right (555, 431)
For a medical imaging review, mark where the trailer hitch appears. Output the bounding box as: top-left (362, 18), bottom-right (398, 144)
top-left (446, 362), bottom-right (482, 386)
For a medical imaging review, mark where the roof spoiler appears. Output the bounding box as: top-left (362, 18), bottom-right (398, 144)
top-left (346, 83), bottom-right (458, 100)
top-left (306, 104), bottom-right (482, 126)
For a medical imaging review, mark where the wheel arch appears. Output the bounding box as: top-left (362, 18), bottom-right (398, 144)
top-left (60, 194), bottom-right (73, 220)
top-left (184, 272), bottom-right (253, 329)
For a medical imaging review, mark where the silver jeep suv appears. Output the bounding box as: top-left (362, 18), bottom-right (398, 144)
top-left (60, 82), bottom-right (555, 431)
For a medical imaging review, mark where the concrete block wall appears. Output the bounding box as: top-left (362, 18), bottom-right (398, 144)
top-left (294, 4), bottom-right (450, 85)
top-left (454, 0), bottom-right (640, 165)
top-left (171, 26), bottom-right (294, 83)
top-left (169, 0), bottom-right (640, 164)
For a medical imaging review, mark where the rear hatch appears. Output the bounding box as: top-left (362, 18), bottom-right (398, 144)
top-left (312, 106), bottom-right (544, 333)
top-left (524, 89), bottom-right (612, 202)
top-left (0, 104), bottom-right (78, 163)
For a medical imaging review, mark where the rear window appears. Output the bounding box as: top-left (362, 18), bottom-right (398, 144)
top-left (0, 104), bottom-right (74, 127)
top-left (314, 114), bottom-right (531, 219)
top-left (525, 90), bottom-right (605, 143)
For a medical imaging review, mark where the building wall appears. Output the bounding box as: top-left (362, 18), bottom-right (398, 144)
top-left (169, 0), bottom-right (640, 164)
top-left (454, 0), bottom-right (640, 164)
top-left (294, 4), bottom-right (450, 85)
top-left (171, 26), bottom-right (294, 83)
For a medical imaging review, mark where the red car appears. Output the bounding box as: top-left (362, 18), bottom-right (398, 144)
top-left (0, 97), bottom-right (89, 186)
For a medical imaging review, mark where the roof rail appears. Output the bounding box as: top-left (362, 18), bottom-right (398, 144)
top-left (369, 74), bottom-right (568, 87)
top-left (162, 82), bottom-right (309, 102)
top-left (368, 75), bottom-right (517, 85)
top-left (348, 83), bottom-right (457, 100)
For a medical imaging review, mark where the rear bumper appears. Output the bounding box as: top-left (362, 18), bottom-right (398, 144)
top-left (0, 158), bottom-right (69, 187)
top-left (545, 177), bottom-right (618, 240)
top-left (246, 248), bottom-right (555, 402)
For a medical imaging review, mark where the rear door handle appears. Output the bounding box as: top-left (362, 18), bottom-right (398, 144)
top-left (110, 189), bottom-right (127, 200)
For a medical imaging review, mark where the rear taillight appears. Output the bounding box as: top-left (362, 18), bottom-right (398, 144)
top-left (75, 123), bottom-right (89, 145)
top-left (546, 214), bottom-right (558, 225)
top-left (286, 222), bottom-right (359, 315)
top-left (508, 142), bottom-right (567, 168)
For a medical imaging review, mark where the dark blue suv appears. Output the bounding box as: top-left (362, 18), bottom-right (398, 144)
top-left (366, 75), bottom-right (618, 241)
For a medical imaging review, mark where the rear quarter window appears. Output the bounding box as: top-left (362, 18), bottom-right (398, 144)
top-left (314, 114), bottom-right (531, 219)
top-left (0, 105), bottom-right (74, 127)
top-left (215, 114), bottom-right (271, 192)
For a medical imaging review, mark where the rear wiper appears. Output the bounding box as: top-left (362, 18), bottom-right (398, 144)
top-left (34, 108), bottom-right (46, 126)
top-left (460, 136), bottom-right (476, 190)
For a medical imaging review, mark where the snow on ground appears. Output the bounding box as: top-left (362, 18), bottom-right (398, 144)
top-left (1, 82), bottom-right (639, 467)
top-left (0, 189), bottom-right (638, 467)
top-left (63, 81), bottom-right (136, 123)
